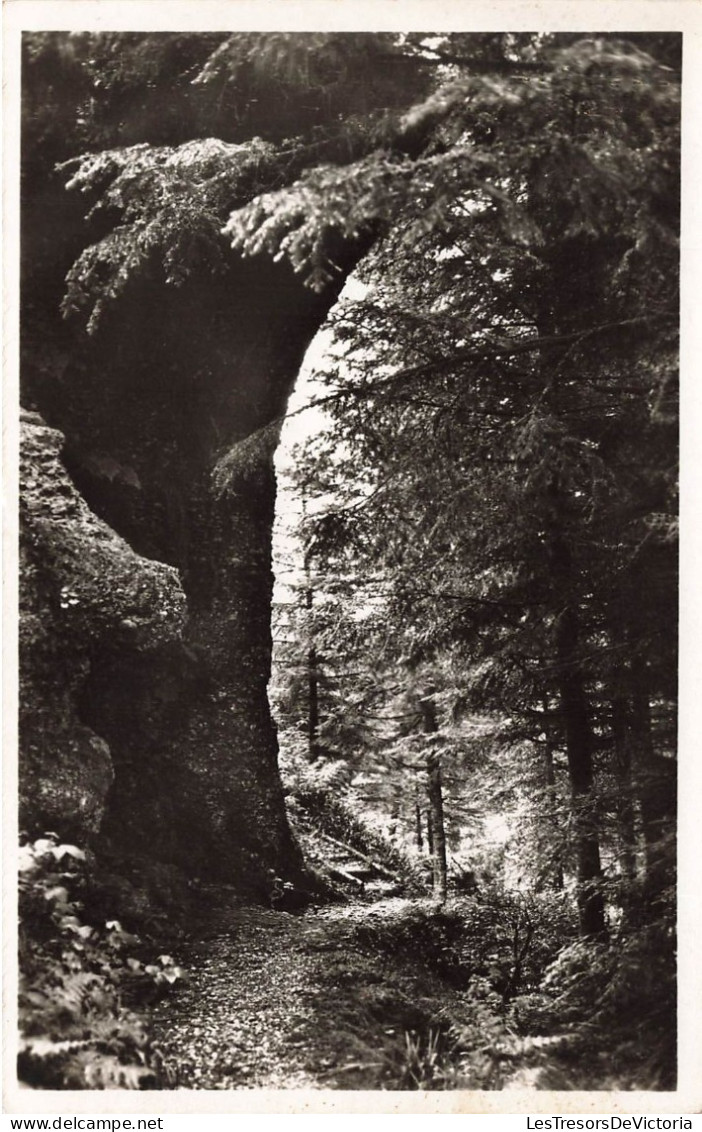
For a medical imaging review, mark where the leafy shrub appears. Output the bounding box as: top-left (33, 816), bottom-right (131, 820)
top-left (448, 976), bottom-right (518, 1089)
top-left (351, 886), bottom-right (577, 1001)
top-left (452, 886), bottom-right (578, 1001)
top-left (18, 833), bottom-right (186, 1089)
top-left (506, 991), bottom-right (560, 1036)
top-left (401, 1026), bottom-right (453, 1089)
top-left (351, 900), bottom-right (471, 986)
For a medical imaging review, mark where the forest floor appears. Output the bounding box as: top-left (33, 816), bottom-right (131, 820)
top-left (149, 896), bottom-right (482, 1091)
top-left (147, 886), bottom-right (674, 1093)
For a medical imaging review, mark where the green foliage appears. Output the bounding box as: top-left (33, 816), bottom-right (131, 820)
top-left (47, 32), bottom-right (679, 328)
top-left (18, 833), bottom-right (185, 1089)
top-left (191, 32), bottom-right (424, 146)
top-left (341, 888), bottom-right (673, 1089)
top-left (26, 30), bottom-right (437, 332)
top-left (22, 33), bottom-right (229, 166)
top-left (276, 27), bottom-right (678, 939)
top-left (328, 895), bottom-right (557, 1089)
top-left (282, 748), bottom-right (414, 887)
top-left (22, 32), bottom-right (416, 173)
top-left (21, 31), bottom-right (679, 1089)
top-left (401, 1026), bottom-right (450, 1089)
top-left (351, 887), bottom-right (576, 999)
top-left (212, 420), bottom-right (282, 501)
top-left (225, 36), bottom-right (679, 287)
top-left (533, 914), bottom-right (676, 1088)
top-left (224, 153), bottom-right (415, 290)
top-left (352, 900), bottom-right (471, 986)
top-left (61, 137), bottom-right (278, 331)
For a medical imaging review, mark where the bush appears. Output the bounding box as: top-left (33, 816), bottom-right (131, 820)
top-left (18, 833), bottom-right (186, 1089)
top-left (350, 886), bottom-right (578, 1000)
top-left (350, 900), bottom-right (471, 986)
top-left (534, 913), bottom-right (676, 1089)
top-left (455, 886), bottom-right (578, 1001)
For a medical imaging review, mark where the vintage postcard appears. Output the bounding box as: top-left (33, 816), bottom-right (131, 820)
top-left (3, 0), bottom-right (701, 1118)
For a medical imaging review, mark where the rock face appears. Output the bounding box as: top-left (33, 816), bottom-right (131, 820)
top-left (19, 250), bottom-right (357, 897)
top-left (19, 410), bottom-right (187, 841)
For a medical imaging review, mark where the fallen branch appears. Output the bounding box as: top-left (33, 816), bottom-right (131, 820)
top-left (318, 832), bottom-right (402, 882)
top-left (330, 1060), bottom-right (385, 1074)
top-left (327, 864), bottom-right (365, 888)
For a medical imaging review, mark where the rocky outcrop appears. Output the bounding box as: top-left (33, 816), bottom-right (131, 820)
top-left (19, 410), bottom-right (187, 841)
top-left (18, 245), bottom-right (352, 897)
top-left (19, 223), bottom-right (368, 898)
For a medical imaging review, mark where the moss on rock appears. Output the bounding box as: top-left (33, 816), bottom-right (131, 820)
top-left (19, 409), bottom-right (187, 840)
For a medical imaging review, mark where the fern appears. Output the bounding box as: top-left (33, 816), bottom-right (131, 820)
top-left (18, 833), bottom-right (184, 1090)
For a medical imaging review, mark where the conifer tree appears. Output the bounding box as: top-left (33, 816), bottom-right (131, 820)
top-left (274, 33), bottom-right (679, 928)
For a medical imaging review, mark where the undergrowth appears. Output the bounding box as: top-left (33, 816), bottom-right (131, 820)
top-left (279, 750), bottom-right (676, 1091)
top-left (280, 749), bottom-right (418, 892)
top-left (18, 825), bottom-right (674, 1091)
top-left (343, 889), bottom-right (676, 1090)
top-left (18, 833), bottom-right (186, 1090)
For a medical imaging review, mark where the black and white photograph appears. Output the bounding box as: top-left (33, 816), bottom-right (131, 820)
top-left (4, 0), bottom-right (699, 1114)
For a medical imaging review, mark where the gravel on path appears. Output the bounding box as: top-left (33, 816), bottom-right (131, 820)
top-left (149, 899), bottom-right (449, 1091)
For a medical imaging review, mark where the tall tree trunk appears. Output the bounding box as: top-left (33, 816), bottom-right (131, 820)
top-left (542, 738), bottom-right (565, 891)
top-left (547, 488), bottom-right (606, 936)
top-left (304, 561), bottom-right (320, 764)
top-left (419, 693), bottom-right (447, 903)
top-left (388, 787), bottom-right (402, 841)
top-left (303, 521), bottom-right (321, 762)
top-left (630, 655), bottom-right (675, 898)
top-left (534, 290), bottom-right (608, 933)
top-left (610, 691), bottom-right (639, 887)
top-left (414, 790), bottom-right (424, 853)
top-left (307, 641), bottom-right (320, 762)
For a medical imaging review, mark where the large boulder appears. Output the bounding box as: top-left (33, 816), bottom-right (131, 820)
top-left (19, 409), bottom-right (187, 841)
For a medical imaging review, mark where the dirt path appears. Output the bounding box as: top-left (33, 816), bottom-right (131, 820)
top-left (149, 900), bottom-right (459, 1090)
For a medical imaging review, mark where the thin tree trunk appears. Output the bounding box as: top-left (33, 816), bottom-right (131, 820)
top-left (606, 605), bottom-right (642, 894)
top-left (555, 603), bottom-right (607, 936)
top-left (388, 783), bottom-right (402, 841)
top-left (610, 692), bottom-right (638, 886)
top-left (544, 469), bottom-right (606, 936)
top-left (414, 792), bottom-right (424, 853)
top-left (307, 641), bottom-right (320, 761)
top-left (420, 693), bottom-right (447, 902)
top-left (546, 485), bottom-right (606, 936)
top-left (542, 738), bottom-right (565, 891)
top-left (630, 655), bottom-right (674, 898)
top-left (304, 536), bottom-right (320, 762)
top-left (426, 752), bottom-right (448, 903)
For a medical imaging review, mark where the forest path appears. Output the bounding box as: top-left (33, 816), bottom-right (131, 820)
top-left (149, 898), bottom-right (459, 1091)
